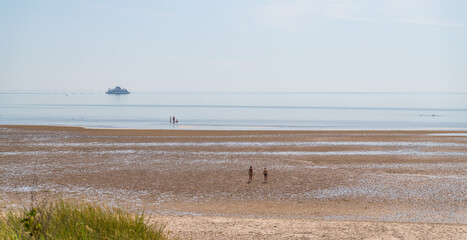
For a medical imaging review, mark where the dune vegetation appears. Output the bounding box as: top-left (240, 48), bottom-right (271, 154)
top-left (0, 197), bottom-right (170, 240)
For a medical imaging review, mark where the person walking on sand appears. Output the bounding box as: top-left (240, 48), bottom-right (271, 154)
top-left (263, 167), bottom-right (268, 183)
top-left (248, 166), bottom-right (253, 183)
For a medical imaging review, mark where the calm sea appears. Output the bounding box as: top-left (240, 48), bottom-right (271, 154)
top-left (0, 91), bottom-right (466, 130)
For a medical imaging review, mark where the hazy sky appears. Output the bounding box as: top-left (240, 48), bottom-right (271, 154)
top-left (1, 0), bottom-right (466, 92)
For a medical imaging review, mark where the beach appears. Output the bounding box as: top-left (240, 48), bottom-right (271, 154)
top-left (1, 125), bottom-right (466, 239)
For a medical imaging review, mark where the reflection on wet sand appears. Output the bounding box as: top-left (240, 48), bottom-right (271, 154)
top-left (1, 126), bottom-right (466, 231)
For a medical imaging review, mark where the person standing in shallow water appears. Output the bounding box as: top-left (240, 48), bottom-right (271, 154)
top-left (263, 167), bottom-right (268, 183)
top-left (248, 166), bottom-right (253, 183)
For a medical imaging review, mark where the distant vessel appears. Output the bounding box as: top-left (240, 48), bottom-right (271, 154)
top-left (105, 86), bottom-right (130, 94)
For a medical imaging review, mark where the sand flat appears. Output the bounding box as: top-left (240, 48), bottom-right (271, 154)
top-left (1, 125), bottom-right (466, 239)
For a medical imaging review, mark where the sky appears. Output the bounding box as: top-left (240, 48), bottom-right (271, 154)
top-left (1, 0), bottom-right (466, 92)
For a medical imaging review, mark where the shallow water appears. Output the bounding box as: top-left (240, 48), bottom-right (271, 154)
top-left (1, 92), bottom-right (466, 130)
top-left (2, 149), bottom-right (466, 157)
top-left (25, 141), bottom-right (467, 147)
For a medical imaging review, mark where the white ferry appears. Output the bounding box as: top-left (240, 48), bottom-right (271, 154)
top-left (105, 86), bottom-right (130, 94)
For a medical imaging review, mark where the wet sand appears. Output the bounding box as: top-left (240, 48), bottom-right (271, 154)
top-left (1, 125), bottom-right (466, 239)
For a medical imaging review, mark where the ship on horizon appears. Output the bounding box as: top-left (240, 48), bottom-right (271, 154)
top-left (105, 86), bottom-right (130, 94)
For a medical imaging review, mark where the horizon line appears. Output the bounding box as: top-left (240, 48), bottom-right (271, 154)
top-left (1, 90), bottom-right (467, 95)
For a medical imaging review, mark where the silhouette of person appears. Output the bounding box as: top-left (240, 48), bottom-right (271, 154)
top-left (263, 167), bottom-right (268, 183)
top-left (248, 166), bottom-right (253, 183)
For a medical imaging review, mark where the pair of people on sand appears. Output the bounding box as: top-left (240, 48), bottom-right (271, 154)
top-left (248, 166), bottom-right (267, 183)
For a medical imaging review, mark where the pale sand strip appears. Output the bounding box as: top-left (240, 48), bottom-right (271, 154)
top-left (158, 215), bottom-right (466, 240)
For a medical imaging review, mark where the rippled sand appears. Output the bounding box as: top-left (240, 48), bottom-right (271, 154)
top-left (1, 125), bottom-right (466, 239)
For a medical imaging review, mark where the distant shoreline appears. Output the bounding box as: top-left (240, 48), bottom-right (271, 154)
top-left (2, 124), bottom-right (467, 135)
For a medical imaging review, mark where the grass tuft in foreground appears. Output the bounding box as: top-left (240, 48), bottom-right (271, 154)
top-left (0, 198), bottom-right (170, 240)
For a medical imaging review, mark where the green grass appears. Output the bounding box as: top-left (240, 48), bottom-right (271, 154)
top-left (0, 198), bottom-right (170, 240)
